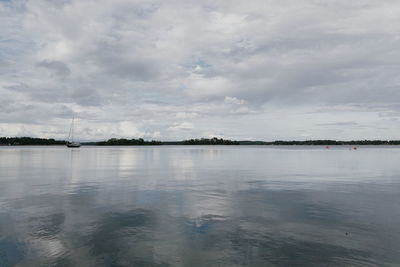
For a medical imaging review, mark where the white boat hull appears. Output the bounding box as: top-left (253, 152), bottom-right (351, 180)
top-left (66, 142), bottom-right (80, 148)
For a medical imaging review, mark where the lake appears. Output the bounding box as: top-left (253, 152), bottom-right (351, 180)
top-left (0, 146), bottom-right (399, 266)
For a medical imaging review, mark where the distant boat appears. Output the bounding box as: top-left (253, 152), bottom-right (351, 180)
top-left (66, 116), bottom-right (80, 148)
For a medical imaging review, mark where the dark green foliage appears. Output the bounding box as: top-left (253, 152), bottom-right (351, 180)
top-left (0, 137), bottom-right (65, 145)
top-left (238, 141), bottom-right (270, 145)
top-left (97, 137), bottom-right (239, 146)
top-left (256, 140), bottom-right (395, 145)
top-left (1, 136), bottom-right (400, 146)
top-left (96, 138), bottom-right (162, 146)
top-left (181, 137), bottom-right (239, 145)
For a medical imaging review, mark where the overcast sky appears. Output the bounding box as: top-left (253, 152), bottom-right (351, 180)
top-left (1, 0), bottom-right (400, 141)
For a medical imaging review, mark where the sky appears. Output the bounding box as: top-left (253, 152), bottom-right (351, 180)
top-left (1, 0), bottom-right (400, 141)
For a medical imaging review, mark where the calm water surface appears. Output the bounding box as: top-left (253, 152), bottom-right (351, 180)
top-left (0, 146), bottom-right (399, 266)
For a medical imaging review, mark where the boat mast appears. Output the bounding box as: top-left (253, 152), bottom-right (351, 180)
top-left (67, 116), bottom-right (73, 143)
top-left (71, 115), bottom-right (75, 143)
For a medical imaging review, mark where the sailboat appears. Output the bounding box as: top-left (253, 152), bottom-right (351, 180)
top-left (66, 116), bottom-right (81, 148)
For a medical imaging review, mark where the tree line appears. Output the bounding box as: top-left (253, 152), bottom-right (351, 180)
top-left (0, 137), bottom-right (65, 145)
top-left (96, 138), bottom-right (162, 145)
top-left (2, 136), bottom-right (400, 146)
top-left (242, 140), bottom-right (400, 145)
top-left (181, 137), bottom-right (239, 145)
top-left (96, 137), bottom-right (239, 145)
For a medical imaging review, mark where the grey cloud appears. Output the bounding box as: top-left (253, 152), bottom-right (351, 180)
top-left (99, 55), bottom-right (161, 81)
top-left (0, 101), bottom-right (67, 124)
top-left (4, 83), bottom-right (103, 107)
top-left (317, 122), bottom-right (359, 127)
top-left (37, 60), bottom-right (71, 78)
top-left (1, 0), bottom-right (400, 140)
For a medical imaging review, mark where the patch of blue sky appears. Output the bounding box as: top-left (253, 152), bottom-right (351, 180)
top-left (0, 0), bottom-right (14, 10)
top-left (194, 59), bottom-right (211, 69)
top-left (180, 58), bottom-right (212, 71)
top-left (0, 39), bottom-right (35, 60)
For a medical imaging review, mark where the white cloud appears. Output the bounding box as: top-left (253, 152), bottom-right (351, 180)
top-left (175, 112), bottom-right (198, 119)
top-left (1, 0), bottom-right (400, 140)
top-left (168, 122), bottom-right (194, 131)
top-left (224, 96), bottom-right (246, 105)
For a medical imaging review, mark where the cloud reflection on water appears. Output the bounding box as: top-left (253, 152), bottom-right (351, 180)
top-left (0, 146), bottom-right (399, 266)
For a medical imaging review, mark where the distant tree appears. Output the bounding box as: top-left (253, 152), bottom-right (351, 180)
top-left (181, 137), bottom-right (239, 145)
top-left (0, 137), bottom-right (65, 145)
top-left (96, 138), bottom-right (162, 146)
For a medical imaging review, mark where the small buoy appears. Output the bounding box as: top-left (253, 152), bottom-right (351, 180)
top-left (353, 147), bottom-right (357, 150)
top-left (345, 232), bottom-right (349, 236)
